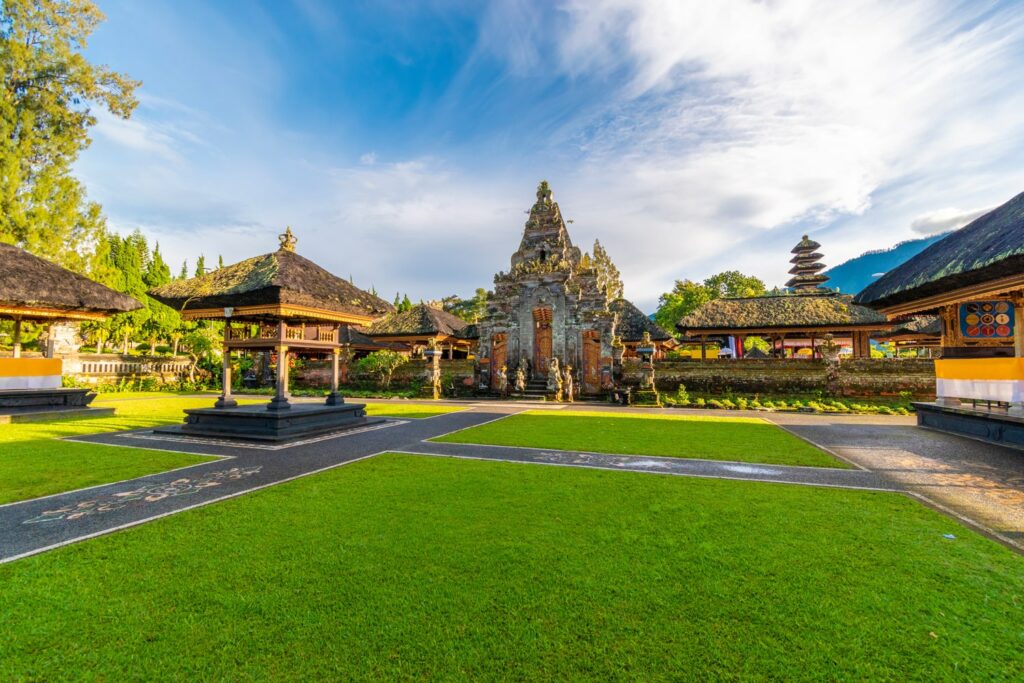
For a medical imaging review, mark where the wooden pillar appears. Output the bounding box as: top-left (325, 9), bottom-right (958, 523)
top-left (1010, 299), bottom-right (1024, 416)
top-left (448, 343), bottom-right (453, 360)
top-left (810, 333), bottom-right (816, 359)
top-left (326, 347), bottom-right (343, 405)
top-left (700, 335), bottom-right (707, 361)
top-left (269, 322), bottom-right (290, 411)
top-left (214, 323), bottom-right (238, 408)
top-left (12, 317), bottom-right (22, 359)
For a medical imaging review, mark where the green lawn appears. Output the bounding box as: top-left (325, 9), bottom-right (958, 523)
top-left (0, 396), bottom-right (255, 504)
top-left (434, 409), bottom-right (844, 468)
top-left (362, 402), bottom-right (465, 419)
top-left (1, 454), bottom-right (1020, 680)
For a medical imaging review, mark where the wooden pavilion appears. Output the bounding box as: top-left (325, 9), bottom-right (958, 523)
top-left (871, 316), bottom-right (941, 356)
top-left (364, 303), bottom-right (475, 358)
top-left (0, 242), bottom-right (141, 418)
top-left (608, 299), bottom-right (677, 359)
top-left (855, 190), bottom-right (1024, 446)
top-left (149, 228), bottom-right (394, 441)
top-left (677, 236), bottom-right (889, 359)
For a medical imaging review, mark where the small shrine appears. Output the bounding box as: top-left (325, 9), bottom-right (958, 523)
top-left (856, 190), bottom-right (1024, 446)
top-left (148, 228), bottom-right (394, 441)
top-left (0, 242), bottom-right (141, 419)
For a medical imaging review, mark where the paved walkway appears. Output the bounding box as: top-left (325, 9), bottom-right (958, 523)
top-left (3, 401), bottom-right (1022, 561)
top-left (766, 412), bottom-right (1024, 551)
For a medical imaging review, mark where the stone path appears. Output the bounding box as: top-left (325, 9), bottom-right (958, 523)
top-left (766, 411), bottom-right (1024, 551)
top-left (3, 401), bottom-right (1022, 562)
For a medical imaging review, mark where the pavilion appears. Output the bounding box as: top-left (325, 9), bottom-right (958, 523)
top-left (149, 228), bottom-right (394, 441)
top-left (871, 316), bottom-right (941, 356)
top-left (855, 190), bottom-right (1024, 446)
top-left (364, 303), bottom-right (475, 358)
top-left (0, 242), bottom-right (141, 419)
top-left (678, 236), bottom-right (891, 359)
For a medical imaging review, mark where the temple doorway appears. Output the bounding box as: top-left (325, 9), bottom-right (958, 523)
top-left (533, 307), bottom-right (553, 378)
top-left (582, 330), bottom-right (601, 393)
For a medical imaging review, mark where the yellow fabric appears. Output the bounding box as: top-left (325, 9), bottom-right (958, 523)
top-left (935, 358), bottom-right (1024, 381)
top-left (0, 358), bottom-right (62, 377)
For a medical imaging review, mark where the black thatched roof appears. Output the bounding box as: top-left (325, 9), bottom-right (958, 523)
top-left (149, 247), bottom-right (393, 319)
top-left (855, 192), bottom-right (1024, 310)
top-left (339, 325), bottom-right (406, 350)
top-left (455, 323), bottom-right (480, 340)
top-left (364, 304), bottom-right (469, 338)
top-left (791, 236), bottom-right (821, 253)
top-left (609, 298), bottom-right (673, 342)
top-left (677, 292), bottom-right (889, 332)
top-left (0, 242), bottom-right (141, 317)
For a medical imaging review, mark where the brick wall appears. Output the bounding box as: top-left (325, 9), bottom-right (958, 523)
top-left (623, 358), bottom-right (936, 398)
top-left (296, 359), bottom-right (476, 396)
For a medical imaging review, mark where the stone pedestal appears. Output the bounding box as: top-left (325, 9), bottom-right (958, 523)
top-left (155, 402), bottom-right (381, 442)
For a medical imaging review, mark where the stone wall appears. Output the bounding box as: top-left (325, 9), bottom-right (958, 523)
top-left (63, 353), bottom-right (191, 383)
top-left (622, 358), bottom-right (936, 398)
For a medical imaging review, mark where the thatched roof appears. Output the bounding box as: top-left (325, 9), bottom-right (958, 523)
top-left (609, 299), bottom-right (673, 342)
top-left (364, 304), bottom-right (468, 338)
top-left (855, 191), bottom-right (1024, 310)
top-left (873, 315), bottom-right (941, 339)
top-left (677, 292), bottom-right (889, 333)
top-left (792, 236), bottom-right (821, 253)
top-left (339, 325), bottom-right (406, 351)
top-left (149, 247), bottom-right (393, 319)
top-left (455, 323), bottom-right (480, 340)
top-left (0, 242), bottom-right (141, 318)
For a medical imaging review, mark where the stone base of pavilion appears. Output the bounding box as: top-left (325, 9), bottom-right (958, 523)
top-left (0, 388), bottom-right (114, 424)
top-left (915, 402), bottom-right (1024, 449)
top-left (154, 401), bottom-right (382, 443)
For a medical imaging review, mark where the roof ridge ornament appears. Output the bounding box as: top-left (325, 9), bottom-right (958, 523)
top-left (278, 226), bottom-right (297, 252)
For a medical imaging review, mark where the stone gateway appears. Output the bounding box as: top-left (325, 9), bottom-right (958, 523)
top-left (476, 181), bottom-right (670, 395)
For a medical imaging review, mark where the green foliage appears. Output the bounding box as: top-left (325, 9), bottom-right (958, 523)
top-left (0, 0), bottom-right (138, 274)
top-left (442, 287), bottom-right (490, 323)
top-left (654, 271), bottom-right (767, 334)
top-left (354, 349), bottom-right (407, 389)
top-left (194, 254), bottom-right (207, 277)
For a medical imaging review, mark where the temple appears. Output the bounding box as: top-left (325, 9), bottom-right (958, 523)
top-left (0, 242), bottom-right (141, 420)
top-left (149, 228), bottom-right (394, 441)
top-left (678, 236), bottom-right (889, 359)
top-left (855, 190), bottom-right (1024, 446)
top-left (475, 181), bottom-right (674, 395)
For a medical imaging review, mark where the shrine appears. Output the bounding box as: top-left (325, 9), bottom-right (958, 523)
top-left (0, 242), bottom-right (141, 420)
top-left (855, 190), bottom-right (1024, 446)
top-left (475, 181), bottom-right (674, 396)
top-left (148, 228), bottom-right (394, 441)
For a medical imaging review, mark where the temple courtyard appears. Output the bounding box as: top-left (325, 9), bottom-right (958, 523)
top-left (1, 394), bottom-right (1022, 680)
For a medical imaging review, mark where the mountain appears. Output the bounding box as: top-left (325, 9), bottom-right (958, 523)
top-left (824, 232), bottom-right (952, 295)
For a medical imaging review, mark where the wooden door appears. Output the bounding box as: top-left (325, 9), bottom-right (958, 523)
top-left (582, 330), bottom-right (601, 393)
top-left (490, 334), bottom-right (507, 389)
top-left (533, 308), bottom-right (553, 378)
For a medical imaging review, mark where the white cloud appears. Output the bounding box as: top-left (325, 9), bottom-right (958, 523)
top-left (550, 0), bottom-right (1024, 300)
top-left (910, 206), bottom-right (991, 235)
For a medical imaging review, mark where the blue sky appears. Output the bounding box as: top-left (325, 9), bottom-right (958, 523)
top-left (78, 0), bottom-right (1024, 309)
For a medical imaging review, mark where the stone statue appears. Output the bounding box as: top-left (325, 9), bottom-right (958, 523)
top-left (562, 363), bottom-right (574, 403)
top-left (547, 356), bottom-right (563, 401)
top-left (496, 364), bottom-right (508, 396)
top-left (278, 226), bottom-right (297, 252)
top-left (514, 364), bottom-right (526, 393)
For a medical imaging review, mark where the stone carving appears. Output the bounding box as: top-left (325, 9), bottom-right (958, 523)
top-left (496, 364), bottom-right (508, 396)
top-left (563, 363), bottom-right (574, 403)
top-left (278, 226), bottom-right (297, 252)
top-left (514, 364), bottom-right (526, 393)
top-left (819, 333), bottom-right (841, 396)
top-left (547, 356), bottom-right (563, 401)
top-left (427, 338), bottom-right (442, 400)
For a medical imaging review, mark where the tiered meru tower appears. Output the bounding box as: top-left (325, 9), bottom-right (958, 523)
top-left (786, 235), bottom-right (829, 291)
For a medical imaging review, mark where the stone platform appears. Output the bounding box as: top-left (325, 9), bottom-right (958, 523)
top-left (914, 402), bottom-right (1024, 449)
top-left (154, 402), bottom-right (382, 443)
top-left (0, 388), bottom-right (112, 423)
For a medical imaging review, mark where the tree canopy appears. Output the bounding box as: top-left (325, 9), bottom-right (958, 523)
top-left (0, 0), bottom-right (138, 274)
top-left (654, 271), bottom-right (766, 334)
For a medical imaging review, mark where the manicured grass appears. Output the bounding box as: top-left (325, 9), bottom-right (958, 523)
top-left (0, 396), bottom-right (258, 504)
top-left (1, 454), bottom-right (1020, 680)
top-left (362, 402), bottom-right (465, 419)
top-left (434, 409), bottom-right (844, 468)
